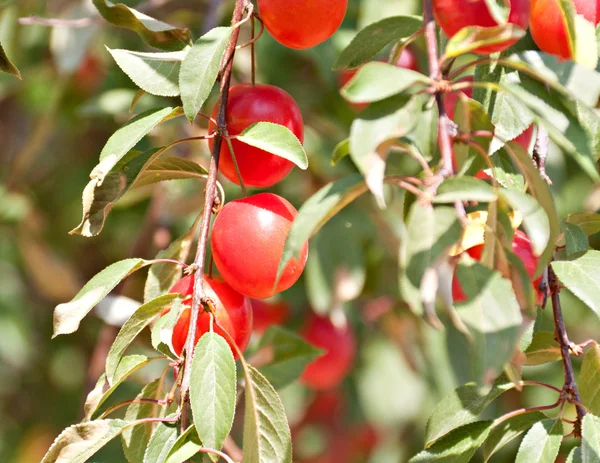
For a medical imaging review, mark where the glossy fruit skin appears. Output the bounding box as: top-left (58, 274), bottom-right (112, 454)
top-left (452, 230), bottom-right (543, 303)
top-left (208, 84), bottom-right (304, 188)
top-left (211, 193), bottom-right (309, 299)
top-left (251, 299), bottom-right (290, 333)
top-left (258, 0), bottom-right (348, 49)
top-left (300, 313), bottom-right (356, 390)
top-left (530, 0), bottom-right (599, 59)
top-left (168, 274), bottom-right (253, 359)
top-left (433, 0), bottom-right (530, 53)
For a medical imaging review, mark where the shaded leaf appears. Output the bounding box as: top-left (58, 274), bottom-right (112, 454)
top-left (134, 156), bottom-right (208, 189)
top-left (560, 221), bottom-right (589, 256)
top-left (568, 447), bottom-right (583, 463)
top-left (143, 415), bottom-right (179, 463)
top-left (165, 425), bottom-right (202, 463)
top-left (515, 420), bottom-right (563, 463)
top-left (564, 212), bottom-right (600, 236)
top-left (434, 177), bottom-right (498, 204)
top-left (445, 24), bottom-right (525, 59)
top-left (331, 138), bottom-right (350, 165)
top-left (524, 332), bottom-right (562, 365)
top-left (483, 411), bottom-right (546, 461)
top-left (552, 251), bottom-right (600, 318)
top-left (0, 40), bottom-right (20, 78)
top-left (580, 343), bottom-right (600, 416)
top-left (583, 414), bottom-right (600, 463)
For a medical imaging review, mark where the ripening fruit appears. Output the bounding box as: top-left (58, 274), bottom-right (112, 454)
top-left (211, 193), bottom-right (309, 299)
top-left (530, 0), bottom-right (599, 59)
top-left (251, 299), bottom-right (290, 333)
top-left (168, 274), bottom-right (253, 359)
top-left (208, 84), bottom-right (304, 188)
top-left (452, 229), bottom-right (543, 303)
top-left (300, 313), bottom-right (356, 390)
top-left (258, 0), bottom-right (348, 49)
top-left (433, 0), bottom-right (530, 53)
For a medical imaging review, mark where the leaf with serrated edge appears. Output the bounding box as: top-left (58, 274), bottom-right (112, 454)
top-left (143, 414), bottom-right (179, 463)
top-left (106, 294), bottom-right (179, 384)
top-left (108, 48), bottom-right (187, 97)
top-left (179, 27), bottom-right (232, 122)
top-left (583, 414), bottom-right (600, 462)
top-left (164, 425), bottom-right (202, 463)
top-left (411, 421), bottom-right (493, 463)
top-left (53, 258), bottom-right (149, 337)
top-left (524, 332), bottom-right (561, 365)
top-left (515, 420), bottom-right (563, 463)
top-left (333, 15), bottom-right (422, 70)
top-left (190, 333), bottom-right (236, 458)
top-left (567, 446), bottom-right (583, 463)
top-left (243, 365), bottom-right (292, 463)
top-left (580, 343), bottom-right (600, 416)
top-left (237, 122), bottom-right (308, 170)
top-left (425, 377), bottom-right (512, 446)
top-left (552, 251), bottom-right (600, 318)
top-left (0, 40), bottom-right (20, 78)
top-left (134, 156), bottom-right (208, 189)
top-left (483, 411), bottom-right (546, 461)
top-left (42, 419), bottom-right (129, 463)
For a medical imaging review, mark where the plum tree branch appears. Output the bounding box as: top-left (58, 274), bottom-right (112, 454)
top-left (179, 0), bottom-right (248, 432)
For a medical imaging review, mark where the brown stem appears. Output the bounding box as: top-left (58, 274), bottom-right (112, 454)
top-left (533, 126), bottom-right (551, 184)
top-left (493, 401), bottom-right (561, 427)
top-left (179, 0), bottom-right (248, 433)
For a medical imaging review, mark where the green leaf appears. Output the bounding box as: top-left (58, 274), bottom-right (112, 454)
top-left (107, 47), bottom-right (186, 97)
top-left (0, 40), bottom-right (20, 78)
top-left (552, 251), bottom-right (600, 318)
top-left (434, 177), bottom-right (498, 204)
top-left (237, 122), bottom-right (309, 170)
top-left (583, 414), bottom-right (600, 463)
top-left (515, 420), bottom-right (563, 463)
top-left (333, 15), bottom-right (423, 70)
top-left (106, 294), bottom-right (179, 384)
top-left (179, 27), bottom-right (232, 122)
top-left (331, 138), bottom-right (350, 165)
top-left (524, 332), bottom-right (562, 365)
top-left (151, 299), bottom-right (183, 359)
top-left (341, 62), bottom-right (432, 103)
top-left (84, 355), bottom-right (153, 420)
top-left (277, 174), bottom-right (368, 282)
top-left (560, 221), bottom-right (589, 256)
top-left (53, 258), bottom-right (149, 337)
top-left (444, 24), bottom-right (525, 59)
top-left (143, 416), bottom-right (179, 463)
top-left (564, 212), bottom-right (600, 236)
top-left (164, 425), bottom-right (202, 463)
top-left (133, 156), bottom-right (209, 189)
top-left (483, 411), bottom-right (547, 461)
top-left (425, 377), bottom-right (512, 446)
top-left (42, 419), bottom-right (129, 463)
top-left (568, 447), bottom-right (583, 463)
top-left (555, 0), bottom-right (577, 61)
top-left (190, 333), bottom-right (236, 457)
top-left (580, 343), bottom-right (600, 416)
top-left (453, 96), bottom-right (495, 172)
top-left (92, 0), bottom-right (190, 51)
top-left (242, 365), bottom-right (292, 463)
top-left (257, 326), bottom-right (323, 389)
top-left (411, 421), bottom-right (493, 463)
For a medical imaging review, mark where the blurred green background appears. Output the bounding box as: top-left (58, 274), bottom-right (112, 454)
top-left (1, 0), bottom-right (598, 461)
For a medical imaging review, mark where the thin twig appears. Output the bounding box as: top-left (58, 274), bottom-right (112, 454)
top-left (179, 0), bottom-right (248, 433)
top-left (197, 447), bottom-right (236, 463)
top-left (533, 126), bottom-right (552, 184)
top-left (493, 401), bottom-right (561, 427)
top-left (222, 435), bottom-right (244, 462)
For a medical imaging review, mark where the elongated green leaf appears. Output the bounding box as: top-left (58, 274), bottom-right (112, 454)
top-left (108, 47), bottom-right (186, 97)
top-left (84, 355), bottom-right (153, 420)
top-left (483, 411), bottom-right (547, 461)
top-left (568, 447), bottom-right (583, 463)
top-left (411, 421), bottom-right (493, 463)
top-left (53, 258), bottom-right (149, 337)
top-left (0, 40), bottom-right (20, 78)
top-left (553, 251), bottom-right (600, 318)
top-left (151, 299), bottom-right (183, 359)
top-left (445, 24), bottom-right (525, 59)
top-left (242, 365), bottom-right (292, 463)
top-left (434, 177), bottom-right (498, 203)
top-left (143, 415), bottom-right (179, 463)
top-left (565, 212), bottom-right (600, 236)
top-left (190, 333), bottom-right (236, 457)
top-left (555, 0), bottom-right (577, 61)
top-left (560, 221), bottom-right (589, 256)
top-left (257, 326), bottom-right (323, 389)
top-left (583, 414), bottom-right (600, 463)
top-left (42, 419), bottom-right (129, 463)
top-left (164, 425), bottom-right (202, 463)
top-left (515, 420), bottom-right (563, 463)
top-left (499, 190), bottom-right (549, 256)
top-left (92, 0), bottom-right (190, 51)
top-left (331, 138), bottom-right (350, 165)
top-left (333, 15), bottom-right (423, 70)
top-left (179, 27), bottom-right (232, 122)
top-left (524, 332), bottom-right (561, 365)
top-left (237, 122), bottom-right (308, 170)
top-left (341, 62), bottom-right (432, 103)
top-left (106, 294), bottom-right (179, 384)
top-left (580, 343), bottom-right (600, 416)
top-left (134, 156), bottom-right (208, 189)
top-left (425, 377), bottom-right (512, 446)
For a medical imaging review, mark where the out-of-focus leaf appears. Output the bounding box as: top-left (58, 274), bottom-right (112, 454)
top-left (179, 27), bottom-right (232, 122)
top-left (564, 212), bottom-right (600, 236)
top-left (568, 447), bottom-right (583, 463)
top-left (574, 14), bottom-right (599, 69)
top-left (164, 425), bottom-right (202, 463)
top-left (499, 190), bottom-right (549, 256)
top-left (151, 299), bottom-right (182, 359)
top-left (444, 24), bottom-right (525, 59)
top-left (411, 421), bottom-right (493, 463)
top-left (580, 342), bottom-right (600, 415)
top-left (92, 0), bottom-right (190, 51)
top-left (0, 40), bottom-right (20, 78)
top-left (53, 258), bottom-right (149, 337)
top-left (515, 420), bottom-right (563, 463)
top-left (483, 411), bottom-right (547, 461)
top-left (95, 295), bottom-right (141, 327)
top-left (0, 185), bottom-right (30, 222)
top-left (453, 97), bottom-right (495, 173)
top-left (331, 138), bottom-right (350, 165)
top-left (560, 221), bottom-right (589, 256)
top-left (582, 414), bottom-right (600, 462)
top-left (190, 333), bottom-right (236, 458)
top-left (143, 415), bottom-right (178, 463)
top-left (434, 177), bottom-right (498, 203)
top-left (42, 419), bottom-right (129, 463)
top-left (425, 377), bottom-right (512, 446)
top-left (257, 326), bottom-right (322, 389)
top-left (524, 332), bottom-right (561, 365)
top-left (333, 15), bottom-right (423, 69)
top-left (237, 122), bottom-right (308, 169)
top-left (134, 156), bottom-right (208, 189)
top-left (108, 48), bottom-right (187, 97)
top-left (552, 251), bottom-right (600, 318)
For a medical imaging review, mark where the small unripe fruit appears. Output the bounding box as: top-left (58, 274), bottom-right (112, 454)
top-left (211, 193), bottom-right (309, 299)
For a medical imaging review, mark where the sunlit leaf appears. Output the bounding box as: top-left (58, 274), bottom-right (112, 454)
top-left (164, 425), bottom-right (202, 463)
top-left (552, 251), bottom-right (600, 318)
top-left (515, 420), bottom-right (562, 463)
top-left (331, 138), bottom-right (350, 165)
top-left (434, 177), bottom-right (498, 204)
top-left (524, 332), bottom-right (561, 365)
top-left (143, 415), bottom-right (179, 463)
top-left (580, 343), bottom-right (600, 415)
top-left (483, 411), bottom-right (546, 461)
top-left (444, 24), bottom-right (525, 59)
top-left (582, 414), bottom-right (600, 463)
top-left (134, 156), bottom-right (208, 189)
top-left (0, 40), bottom-right (20, 78)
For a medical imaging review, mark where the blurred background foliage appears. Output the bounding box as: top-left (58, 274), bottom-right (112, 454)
top-left (0, 0), bottom-right (598, 461)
